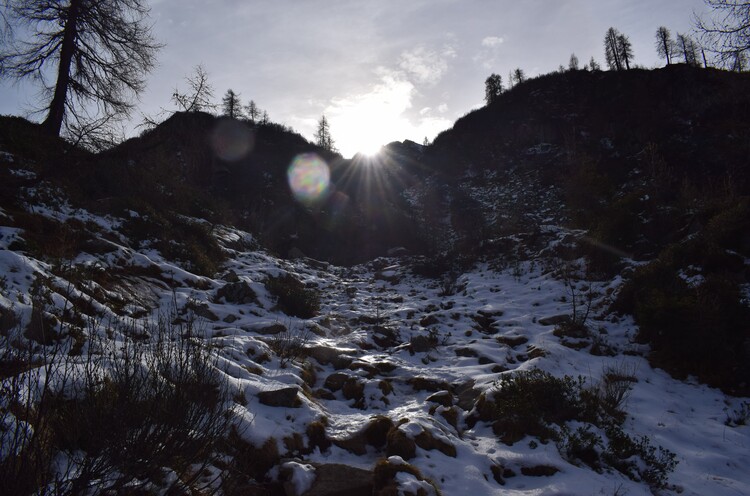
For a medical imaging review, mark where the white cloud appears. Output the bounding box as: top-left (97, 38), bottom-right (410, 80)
top-left (481, 36), bottom-right (504, 47)
top-left (398, 44), bottom-right (456, 86)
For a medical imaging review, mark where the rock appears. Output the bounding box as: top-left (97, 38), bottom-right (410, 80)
top-left (372, 326), bottom-right (399, 348)
top-left (455, 379), bottom-right (479, 411)
top-left (304, 463), bottom-right (373, 496)
top-left (254, 322), bottom-right (287, 335)
top-left (426, 390), bottom-right (454, 407)
top-left (415, 430), bottom-right (457, 457)
top-left (497, 334), bottom-right (529, 347)
top-left (307, 345), bottom-right (355, 367)
top-left (386, 427), bottom-right (417, 460)
top-left (186, 302), bottom-right (219, 322)
top-left (538, 314), bottom-right (570, 326)
top-left (520, 465), bottom-right (559, 477)
top-left (323, 372), bottom-right (350, 392)
top-left (223, 314), bottom-right (239, 323)
top-left (419, 314), bottom-right (439, 327)
top-left (410, 377), bottom-right (451, 393)
top-left (455, 347), bottom-right (479, 357)
top-left (258, 387), bottom-right (301, 408)
top-left (471, 313), bottom-right (498, 334)
top-left (216, 281), bottom-right (258, 304)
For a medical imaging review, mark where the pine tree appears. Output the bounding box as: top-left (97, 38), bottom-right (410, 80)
top-left (245, 100), bottom-right (260, 123)
top-left (511, 68), bottom-right (526, 86)
top-left (484, 73), bottom-right (503, 104)
top-left (569, 53), bottom-right (580, 71)
top-left (315, 115), bottom-right (336, 152)
top-left (221, 89), bottom-right (244, 119)
top-left (589, 57), bottom-right (602, 71)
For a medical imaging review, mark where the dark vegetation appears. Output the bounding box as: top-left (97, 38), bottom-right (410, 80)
top-left (0, 308), bottom-right (232, 495)
top-left (474, 368), bottom-right (677, 490)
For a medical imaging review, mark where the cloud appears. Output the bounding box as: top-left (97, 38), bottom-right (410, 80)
top-left (481, 36), bottom-right (504, 47)
top-left (398, 44), bottom-right (456, 86)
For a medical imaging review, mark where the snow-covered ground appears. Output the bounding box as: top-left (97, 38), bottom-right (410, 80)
top-left (1, 162), bottom-right (749, 496)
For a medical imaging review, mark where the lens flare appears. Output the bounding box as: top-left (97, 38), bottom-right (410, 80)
top-left (287, 153), bottom-right (331, 204)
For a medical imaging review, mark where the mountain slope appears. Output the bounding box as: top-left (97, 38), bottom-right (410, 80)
top-left (1, 66), bottom-right (749, 495)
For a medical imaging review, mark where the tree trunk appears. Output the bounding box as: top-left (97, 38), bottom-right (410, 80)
top-left (42, 0), bottom-right (81, 136)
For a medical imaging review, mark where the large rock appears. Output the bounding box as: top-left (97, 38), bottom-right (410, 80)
top-left (216, 281), bottom-right (258, 304)
top-left (303, 463), bottom-right (373, 496)
top-left (258, 387), bottom-right (301, 408)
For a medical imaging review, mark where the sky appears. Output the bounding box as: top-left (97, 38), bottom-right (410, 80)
top-left (0, 0), bottom-right (709, 157)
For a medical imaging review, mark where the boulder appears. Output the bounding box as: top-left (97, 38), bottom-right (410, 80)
top-left (258, 387), bottom-right (301, 408)
top-left (304, 463), bottom-right (373, 496)
top-left (216, 281), bottom-right (258, 304)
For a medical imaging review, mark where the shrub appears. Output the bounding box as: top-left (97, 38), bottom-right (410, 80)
top-left (480, 369), bottom-right (676, 490)
top-left (487, 369), bottom-right (587, 444)
top-left (0, 312), bottom-right (233, 495)
top-left (265, 274), bottom-right (320, 318)
top-left (268, 324), bottom-right (311, 368)
top-left (615, 259), bottom-right (750, 393)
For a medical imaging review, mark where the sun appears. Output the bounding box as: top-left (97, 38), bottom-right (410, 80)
top-left (332, 115), bottom-right (387, 158)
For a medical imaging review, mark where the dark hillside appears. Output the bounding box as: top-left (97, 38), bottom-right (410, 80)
top-left (429, 65), bottom-right (750, 183)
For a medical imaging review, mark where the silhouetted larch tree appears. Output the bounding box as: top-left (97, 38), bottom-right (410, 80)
top-left (656, 26), bottom-right (675, 65)
top-left (172, 65), bottom-right (214, 112)
top-left (617, 33), bottom-right (634, 69)
top-left (676, 33), bottom-right (701, 66)
top-left (696, 0), bottom-right (750, 70)
top-left (511, 68), bottom-right (526, 86)
top-left (222, 89), bottom-right (244, 119)
top-left (588, 57), bottom-right (602, 71)
top-left (245, 100), bottom-right (260, 123)
top-left (315, 114), bottom-right (336, 152)
top-left (604, 27), bottom-right (623, 70)
top-left (0, 0), bottom-right (160, 137)
top-left (569, 53), bottom-right (580, 71)
top-left (484, 73), bottom-right (503, 104)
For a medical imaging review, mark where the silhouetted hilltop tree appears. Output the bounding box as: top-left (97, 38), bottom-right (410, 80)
top-left (569, 53), bottom-right (579, 71)
top-left (676, 33), bottom-right (700, 66)
top-left (617, 33), bottom-right (634, 69)
top-left (172, 65), bottom-right (215, 112)
top-left (604, 28), bottom-right (624, 70)
top-left (511, 68), bottom-right (526, 86)
top-left (315, 114), bottom-right (336, 152)
top-left (696, 0), bottom-right (750, 69)
top-left (588, 57), bottom-right (602, 71)
top-left (245, 100), bottom-right (260, 123)
top-left (485, 73), bottom-right (503, 104)
top-left (656, 26), bottom-right (675, 66)
top-left (222, 89), bottom-right (244, 119)
top-left (0, 0), bottom-right (160, 137)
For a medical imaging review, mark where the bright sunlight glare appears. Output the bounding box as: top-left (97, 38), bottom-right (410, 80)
top-left (326, 74), bottom-right (414, 158)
